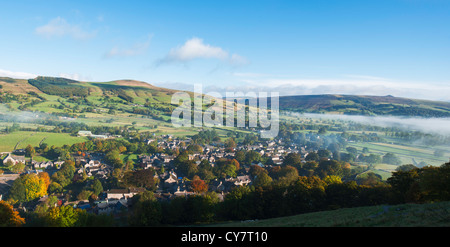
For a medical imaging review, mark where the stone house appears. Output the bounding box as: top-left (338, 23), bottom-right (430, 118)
top-left (2, 154), bottom-right (26, 165)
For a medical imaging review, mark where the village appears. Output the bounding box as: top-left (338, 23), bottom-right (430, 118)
top-left (0, 131), bottom-right (312, 218)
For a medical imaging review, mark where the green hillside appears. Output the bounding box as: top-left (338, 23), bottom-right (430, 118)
top-left (212, 201), bottom-right (450, 227)
top-left (278, 94), bottom-right (450, 117)
top-left (3, 76), bottom-right (450, 118)
top-left (0, 76), bottom-right (197, 148)
top-left (0, 76), bottom-right (181, 121)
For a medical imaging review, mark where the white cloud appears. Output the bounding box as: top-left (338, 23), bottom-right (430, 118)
top-left (158, 73), bottom-right (450, 102)
top-left (0, 69), bottom-right (37, 79)
top-left (35, 17), bottom-right (97, 40)
top-left (104, 35), bottom-right (152, 59)
top-left (166, 37), bottom-right (228, 62)
top-left (236, 76), bottom-right (450, 101)
top-left (158, 37), bottom-right (248, 66)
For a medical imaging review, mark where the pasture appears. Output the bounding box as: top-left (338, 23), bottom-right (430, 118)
top-left (0, 131), bottom-right (89, 152)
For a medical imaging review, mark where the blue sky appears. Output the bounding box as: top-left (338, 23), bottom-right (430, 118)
top-left (1, 0), bottom-right (450, 100)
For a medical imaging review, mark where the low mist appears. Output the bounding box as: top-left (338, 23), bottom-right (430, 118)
top-left (289, 112), bottom-right (450, 136)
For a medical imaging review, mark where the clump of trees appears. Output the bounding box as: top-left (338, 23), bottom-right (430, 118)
top-left (0, 200), bottom-right (25, 227)
top-left (129, 162), bottom-right (450, 226)
top-left (388, 163), bottom-right (450, 203)
top-left (8, 172), bottom-right (50, 203)
top-left (28, 77), bottom-right (89, 97)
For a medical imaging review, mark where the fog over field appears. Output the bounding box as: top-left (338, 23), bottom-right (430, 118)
top-left (291, 113), bottom-right (450, 136)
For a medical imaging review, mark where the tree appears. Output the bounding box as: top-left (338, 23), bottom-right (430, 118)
top-left (51, 161), bottom-right (76, 188)
top-left (283, 153), bottom-right (302, 167)
top-left (178, 160), bottom-right (198, 179)
top-left (91, 179), bottom-right (103, 196)
top-left (317, 149), bottom-right (331, 159)
top-left (124, 169), bottom-right (157, 190)
top-left (22, 173), bottom-right (48, 201)
top-left (327, 143), bottom-right (341, 153)
top-left (316, 160), bottom-right (349, 179)
top-left (220, 186), bottom-right (254, 220)
top-left (191, 179), bottom-right (208, 194)
top-left (128, 191), bottom-right (162, 226)
top-left (118, 145), bottom-right (127, 153)
top-left (129, 199), bottom-right (162, 226)
top-left (340, 152), bottom-right (355, 162)
top-left (0, 201), bottom-right (25, 227)
top-left (25, 144), bottom-right (36, 157)
top-left (305, 152), bottom-right (319, 162)
top-left (382, 153), bottom-right (402, 165)
top-left (45, 205), bottom-right (87, 227)
top-left (214, 158), bottom-right (237, 178)
top-left (245, 151), bottom-right (261, 165)
top-left (253, 172), bottom-right (273, 187)
top-left (396, 164), bottom-right (417, 172)
top-left (10, 162), bottom-right (25, 173)
top-left (318, 127), bottom-right (327, 135)
top-left (38, 172), bottom-right (51, 190)
top-left (387, 169), bottom-right (421, 203)
top-left (105, 149), bottom-right (123, 169)
top-left (346, 147), bottom-right (358, 156)
top-left (186, 144), bottom-right (203, 154)
top-left (229, 159), bottom-right (240, 171)
top-left (77, 190), bottom-right (93, 201)
top-left (235, 150), bottom-right (246, 163)
top-left (8, 176), bottom-right (26, 203)
top-left (299, 161), bottom-right (318, 177)
top-left (10, 173), bottom-right (47, 203)
top-left (249, 164), bottom-right (268, 178)
top-left (48, 182), bottom-right (63, 194)
top-left (224, 138), bottom-right (236, 152)
top-left (418, 164), bottom-right (450, 202)
top-left (356, 172), bottom-right (383, 186)
top-left (364, 154), bottom-right (382, 165)
top-left (324, 175), bottom-right (342, 185)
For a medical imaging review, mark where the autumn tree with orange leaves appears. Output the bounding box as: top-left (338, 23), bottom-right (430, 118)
top-left (0, 201), bottom-right (25, 227)
top-left (191, 178), bottom-right (208, 194)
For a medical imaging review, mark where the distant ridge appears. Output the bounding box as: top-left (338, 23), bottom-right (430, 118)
top-left (1, 76), bottom-right (450, 118)
top-left (277, 94), bottom-right (450, 117)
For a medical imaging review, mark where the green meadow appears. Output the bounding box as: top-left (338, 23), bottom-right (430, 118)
top-left (0, 131), bottom-right (89, 152)
top-left (212, 201), bottom-right (450, 227)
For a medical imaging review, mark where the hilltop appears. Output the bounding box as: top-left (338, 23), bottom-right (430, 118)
top-left (0, 76), bottom-right (180, 103)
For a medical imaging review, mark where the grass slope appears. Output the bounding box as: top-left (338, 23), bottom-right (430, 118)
top-left (212, 201), bottom-right (450, 227)
top-left (0, 131), bottom-right (89, 152)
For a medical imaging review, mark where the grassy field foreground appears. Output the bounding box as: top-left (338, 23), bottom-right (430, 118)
top-left (213, 201), bottom-right (450, 227)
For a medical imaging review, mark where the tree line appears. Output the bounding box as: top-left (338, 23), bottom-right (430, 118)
top-left (127, 161), bottom-right (450, 226)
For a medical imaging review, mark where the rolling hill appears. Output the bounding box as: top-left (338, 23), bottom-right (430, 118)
top-left (277, 94), bottom-right (450, 117)
top-left (2, 76), bottom-right (450, 118)
top-left (0, 76), bottom-right (185, 118)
